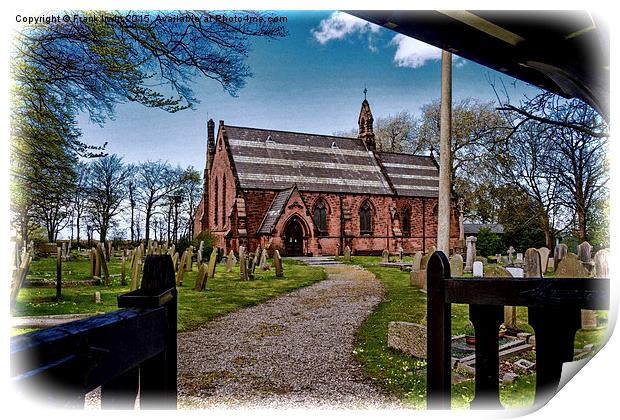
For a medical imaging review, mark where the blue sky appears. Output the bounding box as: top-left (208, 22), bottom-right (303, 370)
top-left (77, 10), bottom-right (536, 172)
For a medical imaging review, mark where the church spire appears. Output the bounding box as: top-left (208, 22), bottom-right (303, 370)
top-left (358, 91), bottom-right (376, 151)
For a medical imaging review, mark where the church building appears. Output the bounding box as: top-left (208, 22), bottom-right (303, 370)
top-left (193, 99), bottom-right (459, 256)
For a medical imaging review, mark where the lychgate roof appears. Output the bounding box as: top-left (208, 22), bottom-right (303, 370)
top-left (224, 125), bottom-right (439, 197)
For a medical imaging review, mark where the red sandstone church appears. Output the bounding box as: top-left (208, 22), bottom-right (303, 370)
top-left (193, 99), bottom-right (459, 256)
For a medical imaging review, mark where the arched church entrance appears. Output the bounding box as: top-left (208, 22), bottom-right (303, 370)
top-left (284, 218), bottom-right (304, 256)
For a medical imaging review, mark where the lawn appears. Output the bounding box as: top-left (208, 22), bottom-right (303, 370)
top-left (13, 255), bottom-right (326, 333)
top-left (342, 256), bottom-right (607, 409)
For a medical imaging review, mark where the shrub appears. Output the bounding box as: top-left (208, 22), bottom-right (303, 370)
top-left (477, 227), bottom-right (502, 257)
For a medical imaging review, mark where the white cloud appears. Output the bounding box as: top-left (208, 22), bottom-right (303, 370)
top-left (390, 34), bottom-right (442, 68)
top-left (311, 11), bottom-right (381, 44)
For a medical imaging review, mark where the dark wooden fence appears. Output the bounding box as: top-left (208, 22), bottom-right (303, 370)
top-left (10, 255), bottom-right (177, 409)
top-left (426, 251), bottom-right (610, 410)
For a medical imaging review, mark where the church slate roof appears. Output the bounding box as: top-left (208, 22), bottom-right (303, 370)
top-left (224, 125), bottom-right (439, 197)
top-left (257, 187), bottom-right (294, 234)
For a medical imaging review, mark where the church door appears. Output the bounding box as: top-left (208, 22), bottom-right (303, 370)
top-left (284, 219), bottom-right (304, 256)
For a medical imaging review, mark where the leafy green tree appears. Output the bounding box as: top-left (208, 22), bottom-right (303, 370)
top-left (476, 228), bottom-right (502, 257)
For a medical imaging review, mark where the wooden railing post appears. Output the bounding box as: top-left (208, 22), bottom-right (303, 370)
top-left (426, 251), bottom-right (452, 409)
top-left (529, 306), bottom-right (581, 406)
top-left (108, 254), bottom-right (177, 410)
top-left (469, 304), bottom-right (503, 409)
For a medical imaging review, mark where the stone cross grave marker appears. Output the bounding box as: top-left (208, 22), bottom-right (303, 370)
top-left (226, 250), bottom-right (236, 273)
top-left (472, 261), bottom-right (484, 277)
top-left (537, 247), bottom-right (551, 273)
top-left (274, 249), bottom-right (284, 277)
top-left (554, 243), bottom-right (568, 271)
top-left (207, 247), bottom-right (218, 278)
top-left (507, 246), bottom-right (515, 265)
top-left (449, 254), bottom-right (464, 276)
top-left (239, 246), bottom-right (248, 281)
top-left (465, 236), bottom-right (477, 272)
top-left (382, 249), bottom-right (389, 263)
top-left (399, 246), bottom-right (404, 262)
top-left (524, 248), bottom-right (542, 277)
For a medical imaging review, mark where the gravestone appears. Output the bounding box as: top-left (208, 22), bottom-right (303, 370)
top-left (387, 322), bottom-right (427, 359)
top-left (449, 254), bottom-right (464, 276)
top-left (176, 251), bottom-right (188, 286)
top-left (382, 249), bottom-right (389, 263)
top-left (120, 253), bottom-right (127, 285)
top-left (556, 252), bottom-right (595, 329)
top-left (248, 253), bottom-right (256, 279)
top-left (418, 252), bottom-right (434, 290)
top-left (239, 246), bottom-right (248, 281)
top-left (515, 253), bottom-right (524, 264)
top-left (186, 246), bottom-right (194, 272)
top-left (197, 249), bottom-right (203, 267)
top-left (547, 258), bottom-right (555, 272)
top-left (89, 249), bottom-right (96, 277)
top-left (130, 247), bottom-right (143, 291)
top-left (554, 243), bottom-right (568, 271)
top-left (577, 241), bottom-right (592, 263)
top-left (344, 246), bottom-right (351, 262)
top-left (594, 249), bottom-right (609, 277)
top-left (506, 267), bottom-right (524, 278)
top-left (252, 247), bottom-right (261, 274)
top-left (260, 248), bottom-right (269, 270)
top-left (475, 256), bottom-right (488, 264)
top-left (194, 263), bottom-right (208, 292)
top-left (172, 252), bottom-right (179, 272)
top-left (555, 253), bottom-right (590, 278)
top-left (472, 261), bottom-right (484, 277)
top-left (207, 248), bottom-right (218, 278)
top-left (495, 254), bottom-right (502, 265)
top-left (426, 245), bottom-right (437, 255)
top-left (398, 246), bottom-right (404, 262)
top-left (537, 247), bottom-right (551, 273)
top-left (524, 248), bottom-right (542, 277)
top-left (274, 250), bottom-right (284, 277)
top-left (96, 243), bottom-right (110, 284)
top-left (226, 250), bottom-right (236, 273)
top-left (464, 236), bottom-right (477, 272)
top-left (94, 291), bottom-right (101, 304)
top-left (410, 252), bottom-right (423, 287)
top-left (485, 265), bottom-right (517, 330)
top-left (93, 247), bottom-right (101, 278)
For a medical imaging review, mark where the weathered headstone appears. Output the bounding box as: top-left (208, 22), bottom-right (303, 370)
top-left (89, 248), bottom-right (96, 277)
top-left (449, 254), bottom-right (464, 276)
top-left (197, 249), bottom-right (203, 267)
top-left (506, 267), bottom-right (524, 278)
top-left (555, 252), bottom-right (590, 278)
top-left (465, 236), bottom-right (477, 272)
top-left (507, 246), bottom-right (515, 265)
top-left (472, 261), bottom-right (483, 277)
top-left (411, 252), bottom-right (423, 272)
top-left (226, 250), bottom-right (236, 273)
top-left (207, 248), bottom-right (218, 279)
top-left (193, 263), bottom-right (208, 292)
top-left (418, 252), bottom-right (434, 290)
top-left (387, 322), bottom-right (427, 359)
top-left (186, 246), bottom-right (194, 272)
top-left (260, 248), bottom-right (269, 270)
top-left (398, 246), bottom-right (404, 262)
top-left (274, 250), bottom-right (284, 277)
top-left (594, 249), bottom-right (609, 277)
top-left (248, 253), bottom-right (256, 279)
top-left (96, 243), bottom-right (110, 284)
top-left (554, 243), bottom-right (568, 271)
top-left (130, 247), bottom-right (143, 291)
top-left (344, 246), bottom-right (351, 262)
top-left (176, 251), bottom-right (188, 286)
top-left (577, 241), bottom-right (592, 263)
top-left (94, 291), bottom-right (101, 304)
top-left (252, 247), bottom-right (261, 274)
top-left (382, 249), bottom-right (389, 263)
top-left (93, 247), bottom-right (101, 278)
top-left (239, 246), bottom-right (248, 281)
top-left (515, 253), bottom-right (524, 264)
top-left (537, 247), bottom-right (551, 273)
top-left (485, 265), bottom-right (516, 329)
top-left (120, 253), bottom-right (127, 285)
top-left (524, 248), bottom-right (542, 277)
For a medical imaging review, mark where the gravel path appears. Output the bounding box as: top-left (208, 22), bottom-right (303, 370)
top-left (177, 263), bottom-right (403, 409)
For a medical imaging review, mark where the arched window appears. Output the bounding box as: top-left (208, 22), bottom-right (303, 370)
top-left (214, 178), bottom-right (219, 227)
top-left (360, 201), bottom-right (373, 234)
top-left (314, 199), bottom-right (328, 236)
top-left (402, 206), bottom-right (411, 236)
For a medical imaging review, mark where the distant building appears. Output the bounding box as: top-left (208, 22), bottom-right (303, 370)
top-left (194, 99), bottom-right (460, 256)
top-left (463, 223), bottom-right (504, 237)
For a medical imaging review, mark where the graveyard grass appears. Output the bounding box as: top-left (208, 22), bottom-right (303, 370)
top-left (343, 256), bottom-right (606, 409)
top-left (13, 256), bottom-right (326, 333)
